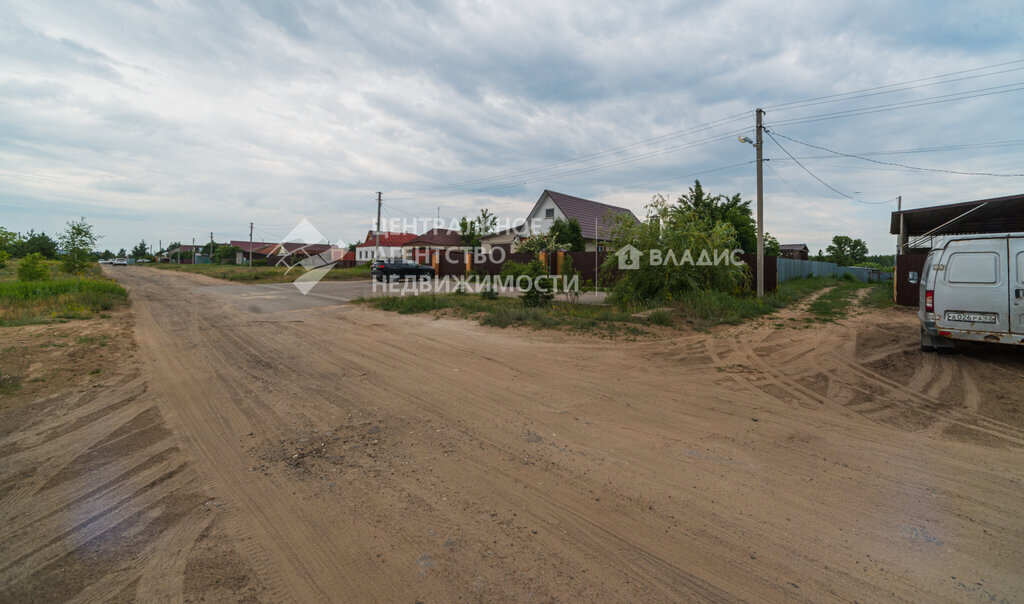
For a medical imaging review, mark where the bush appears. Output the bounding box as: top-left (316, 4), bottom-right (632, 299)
top-left (559, 254), bottom-right (581, 304)
top-left (500, 261), bottom-right (530, 279)
top-left (480, 286), bottom-right (499, 300)
top-left (520, 259), bottom-right (554, 308)
top-left (0, 250), bottom-right (8, 269)
top-left (252, 259), bottom-right (268, 267)
top-left (17, 253), bottom-right (50, 281)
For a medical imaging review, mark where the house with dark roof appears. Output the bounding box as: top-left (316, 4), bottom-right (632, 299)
top-left (401, 228), bottom-right (465, 264)
top-left (516, 190), bottom-right (639, 252)
top-left (479, 227), bottom-right (518, 254)
top-left (229, 240), bottom-right (278, 264)
top-left (354, 231), bottom-right (419, 262)
top-left (780, 243), bottom-right (809, 260)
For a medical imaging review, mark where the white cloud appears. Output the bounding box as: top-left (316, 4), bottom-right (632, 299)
top-left (0, 0), bottom-right (1022, 254)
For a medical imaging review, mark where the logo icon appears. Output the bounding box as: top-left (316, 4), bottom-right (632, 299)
top-left (616, 244), bottom-right (642, 270)
top-left (274, 219), bottom-right (345, 294)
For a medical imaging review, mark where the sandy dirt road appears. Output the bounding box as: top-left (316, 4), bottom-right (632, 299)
top-left (2, 266), bottom-right (1023, 602)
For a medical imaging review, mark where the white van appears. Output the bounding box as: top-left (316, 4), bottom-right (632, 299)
top-left (914, 234), bottom-right (1024, 350)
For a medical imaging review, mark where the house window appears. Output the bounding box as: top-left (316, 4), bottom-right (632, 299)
top-left (597, 245), bottom-right (606, 252)
top-left (545, 208), bottom-right (554, 218)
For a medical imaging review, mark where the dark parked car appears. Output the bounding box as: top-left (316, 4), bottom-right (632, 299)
top-left (371, 258), bottom-right (435, 281)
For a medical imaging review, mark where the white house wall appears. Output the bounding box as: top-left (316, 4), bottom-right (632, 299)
top-left (524, 193), bottom-right (566, 237)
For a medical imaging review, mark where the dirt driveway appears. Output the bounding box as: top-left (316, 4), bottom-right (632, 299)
top-left (2, 267), bottom-right (1022, 602)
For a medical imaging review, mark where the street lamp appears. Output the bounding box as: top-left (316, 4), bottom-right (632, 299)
top-left (738, 109), bottom-right (765, 299)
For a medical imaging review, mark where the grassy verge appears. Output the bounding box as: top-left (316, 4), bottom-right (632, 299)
top-left (361, 275), bottom-right (888, 334)
top-left (0, 261), bottom-right (129, 326)
top-left (804, 278), bottom-right (866, 322)
top-left (673, 276), bottom-right (855, 329)
top-left (359, 293), bottom-right (662, 338)
top-left (148, 262), bottom-right (370, 283)
top-left (860, 280), bottom-right (897, 309)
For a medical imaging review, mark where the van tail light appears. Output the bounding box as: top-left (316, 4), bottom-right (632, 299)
top-left (925, 290), bottom-right (934, 313)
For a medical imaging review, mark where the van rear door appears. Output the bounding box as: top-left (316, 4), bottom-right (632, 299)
top-left (934, 237), bottom-right (1008, 334)
top-left (1011, 236), bottom-right (1024, 335)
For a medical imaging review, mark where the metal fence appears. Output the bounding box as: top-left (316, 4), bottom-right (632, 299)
top-left (777, 257), bottom-right (891, 285)
top-left (776, 258), bottom-right (840, 282)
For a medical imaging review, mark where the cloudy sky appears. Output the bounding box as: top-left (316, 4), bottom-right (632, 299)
top-left (2, 1), bottom-right (1022, 255)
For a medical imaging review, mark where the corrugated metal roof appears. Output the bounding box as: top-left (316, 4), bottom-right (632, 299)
top-left (889, 193), bottom-right (1024, 236)
top-left (355, 232), bottom-right (419, 248)
top-left (403, 228), bottom-right (463, 247)
top-left (544, 190), bottom-right (639, 240)
top-left (229, 240), bottom-right (276, 252)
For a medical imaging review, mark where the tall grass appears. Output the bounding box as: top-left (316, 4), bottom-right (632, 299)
top-left (861, 280), bottom-right (897, 309)
top-left (674, 276), bottom-right (851, 328)
top-left (0, 260), bottom-right (129, 326)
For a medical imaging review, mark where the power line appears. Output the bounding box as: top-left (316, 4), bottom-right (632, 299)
top-left (416, 114), bottom-right (751, 193)
top-left (763, 161), bottom-right (834, 212)
top-left (766, 138), bottom-right (1024, 162)
top-left (769, 82), bottom-right (1024, 127)
top-left (765, 59), bottom-right (1024, 113)
top-left (768, 130), bottom-right (1024, 177)
top-left (623, 160), bottom-right (756, 189)
top-left (416, 58), bottom-right (1024, 196)
top-left (764, 130), bottom-right (858, 201)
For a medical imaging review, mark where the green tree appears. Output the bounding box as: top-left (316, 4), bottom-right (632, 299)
top-left (214, 245), bottom-right (242, 264)
top-left (825, 235), bottom-right (869, 266)
top-left (117, 248), bottom-right (127, 258)
top-left (0, 227), bottom-right (18, 254)
top-left (131, 239), bottom-right (149, 259)
top-left (58, 217), bottom-right (100, 274)
top-left (675, 180), bottom-right (756, 254)
top-left (17, 252), bottom-right (50, 281)
top-left (0, 250), bottom-right (8, 269)
top-left (18, 230), bottom-right (58, 258)
top-left (763, 232), bottom-right (781, 257)
top-left (513, 234), bottom-right (551, 256)
top-left (100, 249), bottom-right (115, 260)
top-left (520, 259), bottom-right (555, 307)
top-left (476, 208), bottom-right (497, 236)
top-left (458, 216), bottom-right (480, 249)
top-left (547, 217), bottom-right (586, 252)
top-left (600, 194), bottom-right (749, 306)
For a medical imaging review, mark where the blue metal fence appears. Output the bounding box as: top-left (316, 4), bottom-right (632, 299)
top-left (777, 258), bottom-right (891, 285)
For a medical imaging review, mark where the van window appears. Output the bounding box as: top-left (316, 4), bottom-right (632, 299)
top-left (946, 251), bottom-right (998, 284)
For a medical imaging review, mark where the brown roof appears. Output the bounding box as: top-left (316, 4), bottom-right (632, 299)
top-left (229, 240), bottom-right (276, 252)
top-left (404, 228), bottom-right (463, 247)
top-left (544, 190), bottom-right (640, 240)
top-left (254, 242), bottom-right (334, 256)
top-left (780, 243), bottom-right (809, 251)
top-left (889, 193), bottom-right (1024, 236)
top-left (355, 231), bottom-right (419, 248)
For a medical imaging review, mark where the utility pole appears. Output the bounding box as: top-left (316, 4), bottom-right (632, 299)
top-left (897, 195), bottom-right (905, 256)
top-left (755, 108), bottom-right (765, 299)
top-left (249, 222), bottom-right (254, 267)
top-left (374, 192), bottom-right (382, 261)
top-left (210, 232), bottom-right (214, 263)
top-left (192, 237), bottom-right (195, 264)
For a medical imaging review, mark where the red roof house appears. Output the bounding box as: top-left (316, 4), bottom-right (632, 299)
top-left (354, 231), bottom-right (418, 262)
top-left (401, 228), bottom-right (465, 263)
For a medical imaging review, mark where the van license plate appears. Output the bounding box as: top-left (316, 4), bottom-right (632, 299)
top-left (944, 311), bottom-right (997, 324)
